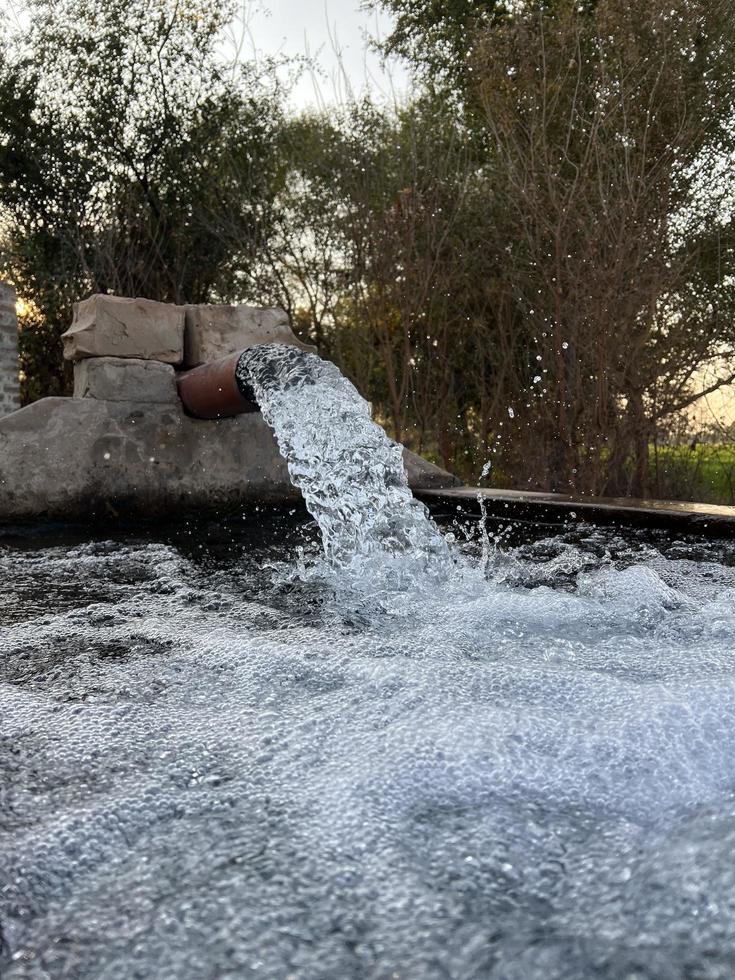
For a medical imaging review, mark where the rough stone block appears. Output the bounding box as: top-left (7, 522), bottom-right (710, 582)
top-left (183, 304), bottom-right (315, 367)
top-left (74, 356), bottom-right (178, 403)
top-left (62, 295), bottom-right (184, 363)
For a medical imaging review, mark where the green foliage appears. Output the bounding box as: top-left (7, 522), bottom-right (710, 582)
top-left (17, 306), bottom-right (70, 403)
top-left (367, 0), bottom-right (507, 91)
top-left (649, 445), bottom-right (735, 505)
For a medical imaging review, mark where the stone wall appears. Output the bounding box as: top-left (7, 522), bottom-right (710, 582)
top-left (0, 282), bottom-right (19, 416)
top-left (0, 293), bottom-right (459, 519)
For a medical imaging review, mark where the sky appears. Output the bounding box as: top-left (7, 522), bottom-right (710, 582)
top-left (0, 0), bottom-right (409, 110)
top-left (228, 0), bottom-right (409, 110)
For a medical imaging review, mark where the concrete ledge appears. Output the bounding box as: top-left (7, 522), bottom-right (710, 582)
top-left (0, 398), bottom-right (458, 521)
top-left (416, 486), bottom-right (735, 538)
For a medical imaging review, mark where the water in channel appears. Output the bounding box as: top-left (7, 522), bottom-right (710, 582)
top-left (2, 347), bottom-right (735, 978)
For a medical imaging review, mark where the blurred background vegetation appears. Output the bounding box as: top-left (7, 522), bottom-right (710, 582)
top-left (2, 0), bottom-right (735, 502)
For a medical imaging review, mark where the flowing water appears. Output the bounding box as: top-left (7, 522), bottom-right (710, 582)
top-left (237, 345), bottom-right (449, 589)
top-left (3, 347), bottom-right (735, 978)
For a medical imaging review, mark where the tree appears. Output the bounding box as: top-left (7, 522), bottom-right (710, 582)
top-left (366, 0), bottom-right (506, 96)
top-left (243, 97), bottom-right (507, 472)
top-left (471, 0), bottom-right (735, 495)
top-left (369, 0), bottom-right (735, 494)
top-left (0, 0), bottom-right (283, 397)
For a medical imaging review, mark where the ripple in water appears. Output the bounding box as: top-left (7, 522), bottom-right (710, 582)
top-left (3, 524), bottom-right (735, 977)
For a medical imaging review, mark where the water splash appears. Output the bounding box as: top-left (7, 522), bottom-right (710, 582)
top-left (237, 345), bottom-right (450, 587)
top-left (4, 525), bottom-right (735, 979)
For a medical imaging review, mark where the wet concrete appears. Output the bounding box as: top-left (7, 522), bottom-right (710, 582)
top-left (418, 486), bottom-right (735, 538)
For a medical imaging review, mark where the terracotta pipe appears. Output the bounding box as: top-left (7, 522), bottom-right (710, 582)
top-left (177, 350), bottom-right (258, 420)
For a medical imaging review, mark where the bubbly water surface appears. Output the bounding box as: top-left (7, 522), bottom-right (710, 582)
top-left (3, 518), bottom-right (735, 979)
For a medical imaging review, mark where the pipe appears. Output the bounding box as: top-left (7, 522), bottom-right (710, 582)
top-left (177, 350), bottom-right (258, 420)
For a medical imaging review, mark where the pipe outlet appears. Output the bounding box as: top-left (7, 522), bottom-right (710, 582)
top-left (177, 351), bottom-right (258, 420)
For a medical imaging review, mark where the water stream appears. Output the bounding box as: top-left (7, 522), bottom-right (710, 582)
top-left (237, 344), bottom-right (450, 586)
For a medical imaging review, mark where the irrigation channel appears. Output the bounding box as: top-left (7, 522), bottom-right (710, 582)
top-left (2, 346), bottom-right (735, 978)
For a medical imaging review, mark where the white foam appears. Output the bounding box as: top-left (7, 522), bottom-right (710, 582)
top-left (2, 528), bottom-right (735, 977)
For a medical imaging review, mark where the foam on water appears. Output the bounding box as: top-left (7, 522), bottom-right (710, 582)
top-left (3, 523), bottom-right (735, 979)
